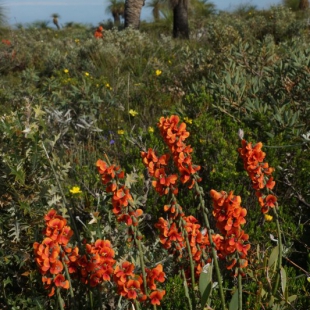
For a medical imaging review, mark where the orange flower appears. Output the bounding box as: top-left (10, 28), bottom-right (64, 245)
top-left (94, 26), bottom-right (104, 38)
top-left (54, 274), bottom-right (69, 289)
top-left (265, 194), bottom-right (277, 208)
top-left (150, 290), bottom-right (166, 306)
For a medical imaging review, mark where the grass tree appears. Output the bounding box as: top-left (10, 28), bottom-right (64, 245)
top-left (106, 0), bottom-right (125, 27)
top-left (51, 13), bottom-right (60, 29)
top-left (171, 0), bottom-right (189, 39)
top-left (299, 0), bottom-right (309, 10)
top-left (124, 0), bottom-right (145, 29)
top-left (146, 0), bottom-right (164, 22)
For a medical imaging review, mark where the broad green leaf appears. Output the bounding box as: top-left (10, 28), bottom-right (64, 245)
top-left (183, 278), bottom-right (190, 299)
top-left (199, 263), bottom-right (213, 308)
top-left (268, 246), bottom-right (279, 268)
top-left (280, 267), bottom-right (286, 295)
top-left (287, 295), bottom-right (297, 303)
top-left (229, 289), bottom-right (239, 310)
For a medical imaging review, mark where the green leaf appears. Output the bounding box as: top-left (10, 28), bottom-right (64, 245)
top-left (268, 246), bottom-right (279, 268)
top-left (287, 295), bottom-right (297, 303)
top-left (280, 267), bottom-right (286, 295)
top-left (229, 289), bottom-right (239, 310)
top-left (199, 263), bottom-right (213, 308)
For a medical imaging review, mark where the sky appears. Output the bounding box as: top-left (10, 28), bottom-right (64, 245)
top-left (3, 0), bottom-right (282, 27)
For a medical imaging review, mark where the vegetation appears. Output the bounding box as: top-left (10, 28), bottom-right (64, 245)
top-left (0, 3), bottom-right (310, 310)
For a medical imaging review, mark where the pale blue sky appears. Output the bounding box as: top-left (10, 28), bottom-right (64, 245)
top-left (3, 0), bottom-right (282, 26)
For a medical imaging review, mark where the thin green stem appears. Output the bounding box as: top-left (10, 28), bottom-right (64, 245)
top-left (56, 287), bottom-right (65, 310)
top-left (89, 290), bottom-right (94, 310)
top-left (238, 270), bottom-right (242, 310)
top-left (195, 181), bottom-right (226, 310)
top-left (61, 254), bottom-right (74, 299)
top-left (134, 229), bottom-right (148, 296)
top-left (42, 141), bottom-right (81, 249)
top-left (134, 299), bottom-right (140, 310)
top-left (181, 268), bottom-right (193, 310)
top-left (271, 208), bottom-right (283, 297)
top-left (184, 232), bottom-right (197, 309)
top-left (184, 231), bottom-right (196, 288)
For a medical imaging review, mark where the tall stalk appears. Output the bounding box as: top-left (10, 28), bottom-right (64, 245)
top-left (195, 181), bottom-right (226, 310)
top-left (271, 208), bottom-right (283, 297)
top-left (42, 141), bottom-right (81, 249)
top-left (134, 229), bottom-right (148, 296)
top-left (238, 270), bottom-right (242, 310)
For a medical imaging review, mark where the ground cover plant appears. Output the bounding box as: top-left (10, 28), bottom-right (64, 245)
top-left (0, 4), bottom-right (310, 309)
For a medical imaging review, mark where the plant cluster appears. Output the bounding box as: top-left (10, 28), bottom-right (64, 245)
top-left (0, 6), bottom-right (309, 309)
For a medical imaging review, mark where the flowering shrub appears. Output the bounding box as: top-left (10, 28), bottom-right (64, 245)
top-left (33, 115), bottom-right (298, 310)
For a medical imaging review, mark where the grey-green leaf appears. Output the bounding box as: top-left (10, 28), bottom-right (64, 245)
top-left (229, 289), bottom-right (239, 310)
top-left (199, 263), bottom-right (213, 308)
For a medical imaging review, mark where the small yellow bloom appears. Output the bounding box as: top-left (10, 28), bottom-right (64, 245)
top-left (64, 69), bottom-right (69, 74)
top-left (168, 60), bottom-right (172, 64)
top-left (129, 109), bottom-right (138, 117)
top-left (75, 39), bottom-right (80, 43)
top-left (85, 72), bottom-right (90, 77)
top-left (264, 214), bottom-right (273, 222)
top-left (184, 117), bottom-right (193, 124)
top-left (105, 83), bottom-right (112, 90)
top-left (117, 129), bottom-right (125, 135)
top-left (148, 126), bottom-right (154, 133)
top-left (155, 69), bottom-right (162, 76)
top-left (70, 186), bottom-right (82, 194)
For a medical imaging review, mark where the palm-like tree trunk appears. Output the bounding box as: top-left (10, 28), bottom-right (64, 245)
top-left (172, 0), bottom-right (189, 39)
top-left (299, 0), bottom-right (309, 10)
top-left (124, 0), bottom-right (145, 29)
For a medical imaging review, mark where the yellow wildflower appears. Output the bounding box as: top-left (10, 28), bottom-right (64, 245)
top-left (75, 39), bottom-right (80, 43)
top-left (148, 126), bottom-right (154, 133)
top-left (105, 83), bottom-right (112, 90)
top-left (118, 129), bottom-right (125, 135)
top-left (264, 214), bottom-right (273, 222)
top-left (155, 69), bottom-right (162, 76)
top-left (70, 186), bottom-right (82, 194)
top-left (184, 117), bottom-right (193, 124)
top-left (85, 72), bottom-right (90, 77)
top-left (64, 69), bottom-right (69, 74)
top-left (129, 109), bottom-right (138, 117)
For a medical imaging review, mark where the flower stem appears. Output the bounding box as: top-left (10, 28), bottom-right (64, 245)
top-left (61, 254), bottom-right (74, 298)
top-left (195, 182), bottom-right (226, 310)
top-left (181, 268), bottom-right (193, 310)
top-left (238, 270), bottom-right (242, 310)
top-left (41, 141), bottom-right (81, 249)
top-left (56, 287), bottom-right (65, 310)
top-left (184, 232), bottom-right (197, 309)
top-left (271, 207), bottom-right (283, 297)
top-left (134, 229), bottom-right (148, 296)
